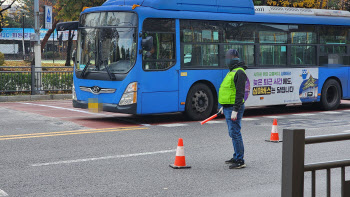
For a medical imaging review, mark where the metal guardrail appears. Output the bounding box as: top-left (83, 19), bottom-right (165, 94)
top-left (281, 129), bottom-right (350, 197)
top-left (305, 133), bottom-right (350, 144)
top-left (0, 65), bottom-right (73, 94)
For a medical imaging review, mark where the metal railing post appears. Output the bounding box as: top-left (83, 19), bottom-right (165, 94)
top-left (31, 64), bottom-right (36, 95)
top-left (281, 129), bottom-right (305, 197)
top-left (342, 167), bottom-right (350, 197)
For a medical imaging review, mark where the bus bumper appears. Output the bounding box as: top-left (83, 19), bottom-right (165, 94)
top-left (73, 100), bottom-right (137, 114)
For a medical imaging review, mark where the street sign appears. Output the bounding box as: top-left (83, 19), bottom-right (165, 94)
top-left (44, 6), bottom-right (53, 29)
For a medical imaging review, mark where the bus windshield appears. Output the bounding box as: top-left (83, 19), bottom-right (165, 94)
top-left (77, 12), bottom-right (137, 74)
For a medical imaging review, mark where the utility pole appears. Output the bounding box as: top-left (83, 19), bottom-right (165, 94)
top-left (53, 30), bottom-right (55, 64)
top-left (34, 0), bottom-right (41, 66)
top-left (34, 0), bottom-right (41, 93)
top-left (22, 13), bottom-right (25, 60)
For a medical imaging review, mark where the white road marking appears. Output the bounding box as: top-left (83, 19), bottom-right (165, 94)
top-left (343, 130), bottom-right (350, 133)
top-left (205, 120), bottom-right (225, 124)
top-left (242, 118), bottom-right (259, 121)
top-left (292, 113), bottom-right (315, 116)
top-left (342, 110), bottom-right (350, 112)
top-left (21, 103), bottom-right (110, 117)
top-left (21, 103), bottom-right (146, 126)
top-left (320, 111), bottom-right (342, 114)
top-left (0, 189), bottom-right (8, 196)
top-left (158, 123), bottom-right (188, 127)
top-left (263, 116), bottom-right (285, 119)
top-left (31, 149), bottom-right (176, 167)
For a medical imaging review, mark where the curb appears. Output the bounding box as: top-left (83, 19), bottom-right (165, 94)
top-left (0, 94), bottom-right (72, 102)
top-left (341, 100), bottom-right (350, 104)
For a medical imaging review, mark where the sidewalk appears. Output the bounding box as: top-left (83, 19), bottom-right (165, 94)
top-left (0, 94), bottom-right (71, 102)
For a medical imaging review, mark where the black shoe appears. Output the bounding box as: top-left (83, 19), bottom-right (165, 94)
top-left (225, 158), bottom-right (237, 164)
top-left (229, 161), bottom-right (246, 169)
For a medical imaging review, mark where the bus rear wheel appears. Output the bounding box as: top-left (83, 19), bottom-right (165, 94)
top-left (185, 83), bottom-right (215, 121)
top-left (320, 79), bottom-right (341, 110)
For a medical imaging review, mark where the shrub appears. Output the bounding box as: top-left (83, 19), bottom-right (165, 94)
top-left (0, 73), bottom-right (31, 92)
top-left (0, 52), bottom-right (4, 66)
top-left (42, 73), bottom-right (73, 90)
top-left (0, 72), bottom-right (73, 93)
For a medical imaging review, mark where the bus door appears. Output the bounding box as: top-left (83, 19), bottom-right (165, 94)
top-left (139, 18), bottom-right (179, 114)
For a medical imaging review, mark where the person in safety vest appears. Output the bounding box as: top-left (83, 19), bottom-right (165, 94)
top-left (218, 49), bottom-right (247, 169)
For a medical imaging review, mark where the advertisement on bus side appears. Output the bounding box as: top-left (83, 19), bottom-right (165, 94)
top-left (244, 68), bottom-right (319, 106)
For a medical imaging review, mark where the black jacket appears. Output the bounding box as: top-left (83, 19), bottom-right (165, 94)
top-left (222, 62), bottom-right (248, 112)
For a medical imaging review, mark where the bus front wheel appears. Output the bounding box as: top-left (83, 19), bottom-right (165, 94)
top-left (320, 79), bottom-right (341, 110)
top-left (185, 83), bottom-right (215, 121)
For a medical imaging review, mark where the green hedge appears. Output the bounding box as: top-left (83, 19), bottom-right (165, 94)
top-left (0, 72), bottom-right (73, 92)
top-left (42, 73), bottom-right (73, 90)
top-left (0, 73), bottom-right (31, 92)
top-left (0, 52), bottom-right (4, 66)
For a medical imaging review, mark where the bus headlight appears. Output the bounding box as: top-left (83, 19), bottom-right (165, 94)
top-left (72, 83), bottom-right (77, 100)
top-left (119, 82), bottom-right (137, 106)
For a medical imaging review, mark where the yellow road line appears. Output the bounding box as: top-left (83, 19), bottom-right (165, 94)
top-left (0, 126), bottom-right (142, 138)
top-left (0, 127), bottom-right (148, 141)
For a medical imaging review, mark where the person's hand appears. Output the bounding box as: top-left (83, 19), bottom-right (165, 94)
top-left (218, 107), bottom-right (223, 114)
top-left (231, 111), bottom-right (238, 121)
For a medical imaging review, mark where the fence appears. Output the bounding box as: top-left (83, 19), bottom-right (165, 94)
top-left (281, 129), bottom-right (350, 197)
top-left (0, 65), bottom-right (73, 95)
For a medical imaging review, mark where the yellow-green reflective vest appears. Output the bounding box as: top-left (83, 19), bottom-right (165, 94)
top-left (219, 67), bottom-right (246, 105)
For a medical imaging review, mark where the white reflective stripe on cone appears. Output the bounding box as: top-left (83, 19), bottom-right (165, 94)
top-left (175, 146), bottom-right (185, 156)
top-left (271, 125), bottom-right (278, 133)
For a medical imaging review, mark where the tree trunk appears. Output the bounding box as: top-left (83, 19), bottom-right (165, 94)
top-left (41, 19), bottom-right (59, 53)
top-left (319, 0), bottom-right (324, 8)
top-left (65, 30), bottom-right (74, 66)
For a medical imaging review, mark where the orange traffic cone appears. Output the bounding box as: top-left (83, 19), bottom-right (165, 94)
top-left (265, 119), bottom-right (282, 142)
top-left (169, 138), bottom-right (191, 169)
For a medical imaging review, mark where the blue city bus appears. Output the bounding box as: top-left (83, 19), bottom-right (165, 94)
top-left (57, 0), bottom-right (350, 120)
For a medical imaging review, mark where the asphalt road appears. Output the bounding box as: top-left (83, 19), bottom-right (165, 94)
top-left (0, 100), bottom-right (350, 196)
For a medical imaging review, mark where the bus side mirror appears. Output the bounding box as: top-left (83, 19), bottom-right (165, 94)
top-left (141, 36), bottom-right (153, 51)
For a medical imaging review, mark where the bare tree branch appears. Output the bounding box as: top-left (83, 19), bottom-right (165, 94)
top-left (0, 0), bottom-right (17, 13)
top-left (0, 0), bottom-right (17, 32)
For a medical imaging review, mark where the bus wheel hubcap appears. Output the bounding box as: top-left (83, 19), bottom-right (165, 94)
top-left (192, 90), bottom-right (208, 113)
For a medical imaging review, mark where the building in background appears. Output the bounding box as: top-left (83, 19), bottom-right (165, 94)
top-left (0, 28), bottom-right (77, 60)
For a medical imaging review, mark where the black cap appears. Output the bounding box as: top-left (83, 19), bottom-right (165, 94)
top-left (225, 49), bottom-right (239, 58)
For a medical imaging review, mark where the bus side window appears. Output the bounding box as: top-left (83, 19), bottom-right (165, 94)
top-left (190, 45), bottom-right (202, 66)
top-left (180, 20), bottom-right (220, 68)
top-left (319, 25), bottom-right (348, 65)
top-left (183, 44), bottom-right (218, 67)
top-left (290, 25), bottom-right (317, 66)
top-left (257, 24), bottom-right (288, 66)
top-left (142, 18), bottom-right (176, 71)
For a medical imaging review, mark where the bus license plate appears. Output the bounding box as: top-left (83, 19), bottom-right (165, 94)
top-left (88, 98), bottom-right (103, 113)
